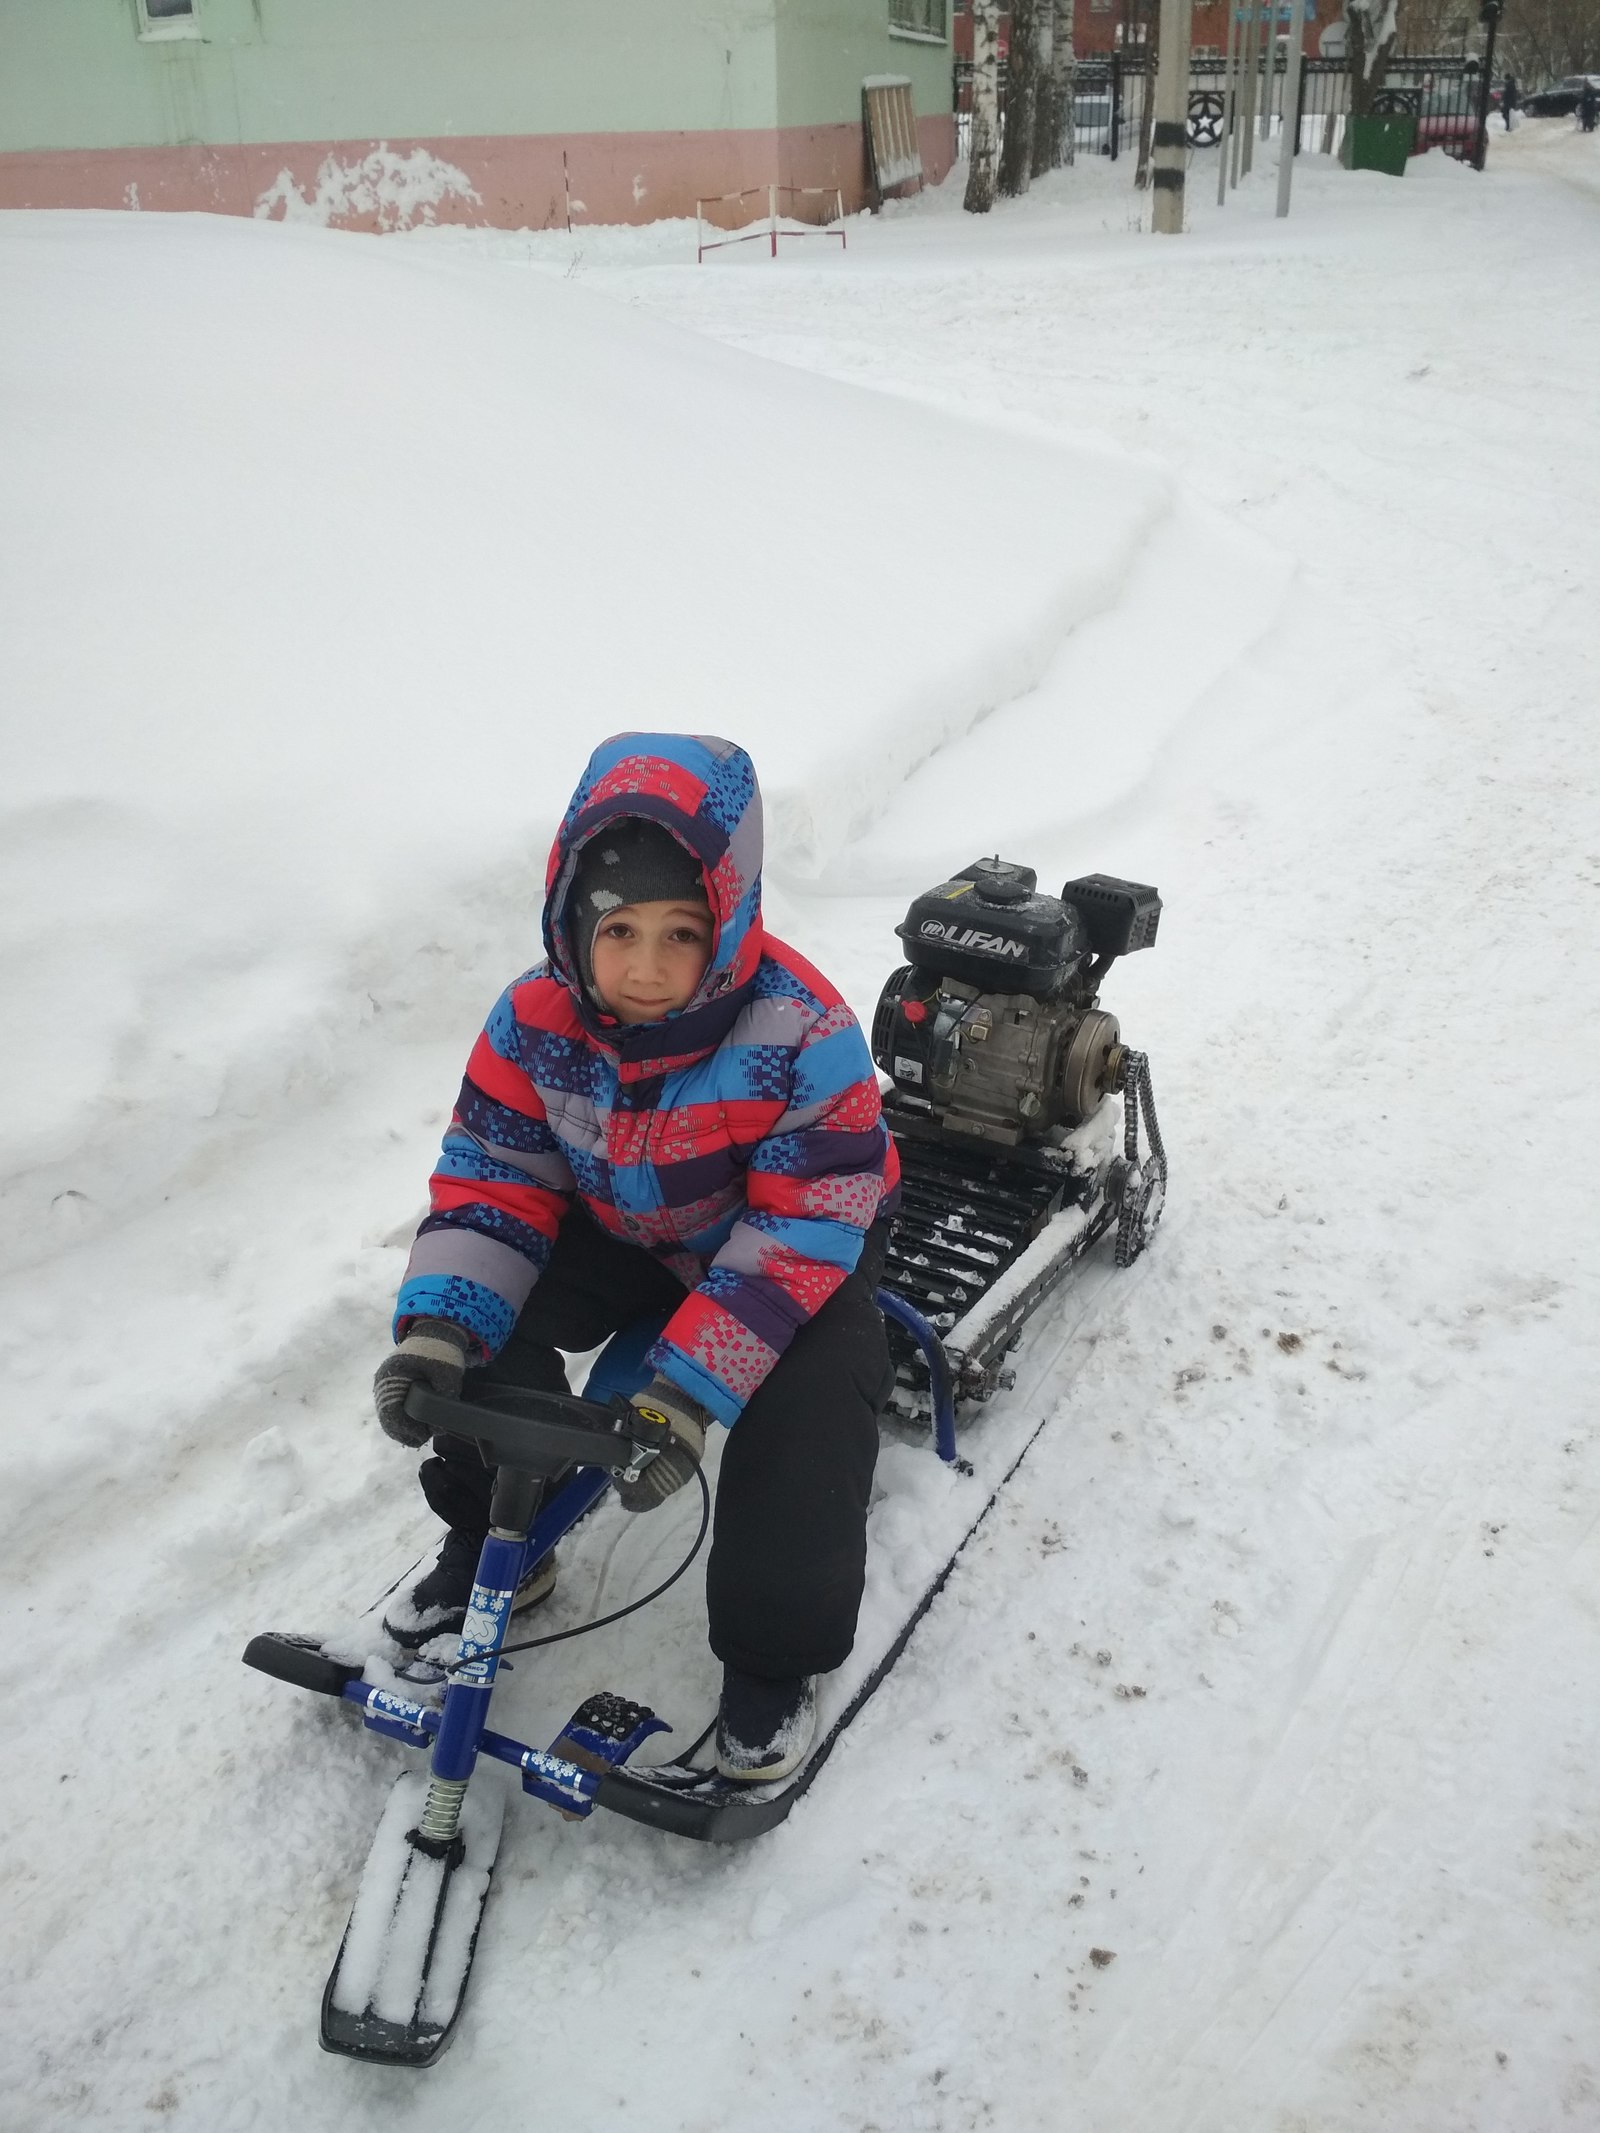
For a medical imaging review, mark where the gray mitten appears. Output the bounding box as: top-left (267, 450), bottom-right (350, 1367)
top-left (373, 1319), bottom-right (470, 1448)
top-left (617, 1374), bottom-right (709, 1513)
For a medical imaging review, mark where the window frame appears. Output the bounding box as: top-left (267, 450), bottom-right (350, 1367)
top-left (888, 0), bottom-right (949, 44)
top-left (136, 0), bottom-right (203, 42)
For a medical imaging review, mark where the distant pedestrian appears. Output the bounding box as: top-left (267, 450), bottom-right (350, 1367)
top-left (1580, 78), bottom-right (1599, 132)
top-left (1501, 75), bottom-right (1519, 129)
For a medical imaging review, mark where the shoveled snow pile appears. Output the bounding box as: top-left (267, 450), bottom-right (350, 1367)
top-left (3, 116), bottom-right (1598, 2133)
top-left (0, 209), bottom-right (1171, 1541)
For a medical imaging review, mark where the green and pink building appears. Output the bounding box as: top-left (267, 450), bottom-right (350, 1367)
top-left (0, 0), bottom-right (956, 230)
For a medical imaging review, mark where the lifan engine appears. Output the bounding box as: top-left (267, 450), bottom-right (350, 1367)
top-left (870, 857), bottom-right (1166, 1421)
top-left (872, 859), bottom-right (1160, 1151)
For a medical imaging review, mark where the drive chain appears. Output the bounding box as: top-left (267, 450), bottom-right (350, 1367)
top-left (1115, 1048), bottom-right (1168, 1267)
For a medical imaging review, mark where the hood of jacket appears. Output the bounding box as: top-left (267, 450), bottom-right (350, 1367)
top-left (542, 732), bottom-right (765, 1077)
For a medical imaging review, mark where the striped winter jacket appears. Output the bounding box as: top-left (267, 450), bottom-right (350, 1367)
top-left (393, 733), bottom-right (901, 1426)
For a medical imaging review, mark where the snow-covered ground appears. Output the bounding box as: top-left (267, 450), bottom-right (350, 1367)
top-left (3, 117), bottom-right (1597, 2131)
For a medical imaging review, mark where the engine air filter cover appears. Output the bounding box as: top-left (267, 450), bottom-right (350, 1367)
top-left (1060, 875), bottom-right (1162, 959)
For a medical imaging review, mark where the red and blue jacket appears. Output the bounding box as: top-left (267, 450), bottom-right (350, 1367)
top-left (394, 733), bottom-right (901, 1425)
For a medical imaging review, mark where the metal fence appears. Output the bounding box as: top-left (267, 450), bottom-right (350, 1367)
top-left (954, 52), bottom-right (1490, 166)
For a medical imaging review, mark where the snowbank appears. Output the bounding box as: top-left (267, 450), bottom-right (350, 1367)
top-left (0, 210), bottom-right (1165, 1288)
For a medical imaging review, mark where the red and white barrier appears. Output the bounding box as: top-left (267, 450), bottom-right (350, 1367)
top-left (695, 182), bottom-right (847, 263)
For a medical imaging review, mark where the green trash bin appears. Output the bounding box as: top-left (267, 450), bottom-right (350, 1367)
top-left (1344, 113), bottom-right (1417, 174)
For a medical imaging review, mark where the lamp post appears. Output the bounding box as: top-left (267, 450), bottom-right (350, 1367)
top-left (1276, 0), bottom-right (1309, 213)
top-left (1474, 0), bottom-right (1502, 171)
top-left (1152, 0), bottom-right (1195, 228)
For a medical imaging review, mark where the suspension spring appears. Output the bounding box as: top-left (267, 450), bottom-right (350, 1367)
top-left (416, 1774), bottom-right (470, 1849)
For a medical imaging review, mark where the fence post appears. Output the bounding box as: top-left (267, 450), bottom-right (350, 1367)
top-left (1238, 1), bottom-right (1261, 176)
top-left (1218, 0), bottom-right (1242, 201)
top-left (1474, 0), bottom-right (1502, 169)
top-left (1260, 4), bottom-right (1277, 139)
top-left (1275, 0), bottom-right (1308, 212)
top-left (1110, 53), bottom-right (1123, 160)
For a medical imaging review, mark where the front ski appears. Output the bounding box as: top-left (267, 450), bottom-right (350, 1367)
top-left (320, 1769), bottom-right (504, 2067)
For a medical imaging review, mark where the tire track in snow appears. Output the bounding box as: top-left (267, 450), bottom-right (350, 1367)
top-left (822, 489), bottom-right (1295, 896)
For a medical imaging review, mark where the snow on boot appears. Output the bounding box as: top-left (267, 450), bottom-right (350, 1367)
top-left (715, 1669), bottom-right (817, 1783)
top-left (382, 1528), bottom-right (557, 1652)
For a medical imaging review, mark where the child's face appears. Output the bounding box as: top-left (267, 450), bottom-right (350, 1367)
top-left (589, 899), bottom-right (714, 1024)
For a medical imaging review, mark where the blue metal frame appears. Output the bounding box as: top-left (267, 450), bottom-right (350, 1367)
top-left (875, 1287), bottom-right (958, 1464)
top-left (363, 1470), bottom-right (673, 1814)
top-left (347, 1678), bottom-right (665, 1816)
top-left (391, 1312), bottom-right (674, 1811)
top-left (523, 1466), bottom-right (610, 1565)
top-left (426, 1528), bottom-right (527, 1782)
top-left (350, 1289), bottom-right (958, 1826)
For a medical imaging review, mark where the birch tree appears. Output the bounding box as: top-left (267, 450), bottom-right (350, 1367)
top-left (1054, 0), bottom-right (1079, 166)
top-left (1344, 0), bottom-right (1401, 117)
top-left (964, 0), bottom-right (1002, 212)
top-left (1032, 4), bottom-right (1059, 176)
top-left (999, 0), bottom-right (1041, 194)
top-left (1503, 0), bottom-right (1600, 78)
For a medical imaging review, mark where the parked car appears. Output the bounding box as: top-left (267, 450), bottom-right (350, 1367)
top-left (1412, 85), bottom-right (1485, 157)
top-left (1523, 74), bottom-right (1600, 117)
top-left (1072, 91), bottom-right (1114, 152)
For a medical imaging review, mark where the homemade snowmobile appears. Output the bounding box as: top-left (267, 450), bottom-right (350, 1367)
top-left (243, 859), bottom-right (1165, 2067)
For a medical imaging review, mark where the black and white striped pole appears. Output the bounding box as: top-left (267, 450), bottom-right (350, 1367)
top-left (1152, 0), bottom-right (1195, 231)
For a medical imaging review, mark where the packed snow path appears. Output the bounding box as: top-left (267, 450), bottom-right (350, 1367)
top-left (2, 124), bottom-right (1597, 2131)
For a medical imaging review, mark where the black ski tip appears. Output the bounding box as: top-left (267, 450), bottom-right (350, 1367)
top-left (242, 1631), bottom-right (361, 1700)
top-left (319, 1978), bottom-right (456, 2068)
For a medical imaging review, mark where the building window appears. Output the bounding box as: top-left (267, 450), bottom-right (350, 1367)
top-left (137, 0), bottom-right (201, 38)
top-left (890, 0), bottom-right (949, 40)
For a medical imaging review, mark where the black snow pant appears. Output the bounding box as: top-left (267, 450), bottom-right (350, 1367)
top-left (417, 1208), bottom-right (893, 1679)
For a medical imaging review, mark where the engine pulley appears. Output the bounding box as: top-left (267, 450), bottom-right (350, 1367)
top-left (1060, 1009), bottom-right (1121, 1122)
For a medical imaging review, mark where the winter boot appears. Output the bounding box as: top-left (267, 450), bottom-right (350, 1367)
top-left (382, 1527), bottom-right (557, 1651)
top-left (715, 1668), bottom-right (817, 1783)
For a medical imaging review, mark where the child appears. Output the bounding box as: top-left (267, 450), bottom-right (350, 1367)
top-left (373, 733), bottom-right (900, 1782)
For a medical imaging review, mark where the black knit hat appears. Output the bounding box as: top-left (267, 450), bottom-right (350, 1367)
top-left (567, 819), bottom-right (709, 988)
